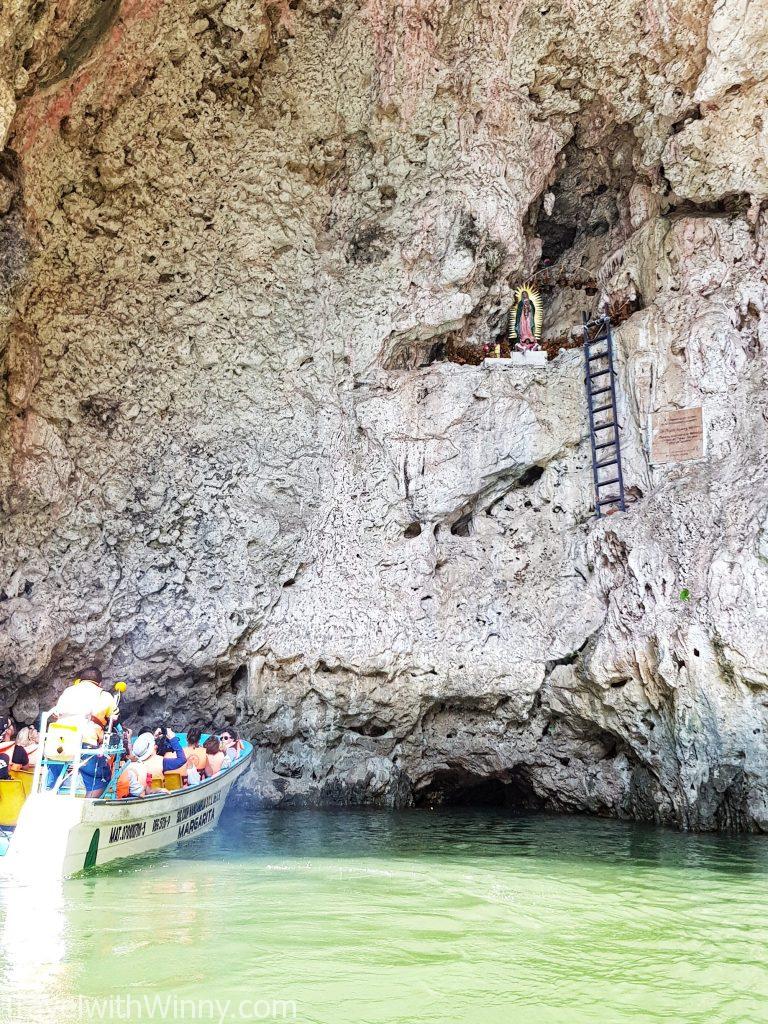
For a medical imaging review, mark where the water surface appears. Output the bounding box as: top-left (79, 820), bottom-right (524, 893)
top-left (1, 809), bottom-right (767, 1024)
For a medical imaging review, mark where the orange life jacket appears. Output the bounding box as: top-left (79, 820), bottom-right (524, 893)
top-left (116, 767), bottom-right (131, 799)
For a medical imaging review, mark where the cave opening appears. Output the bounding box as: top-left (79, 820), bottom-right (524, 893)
top-left (517, 464), bottom-right (545, 487)
top-left (231, 664), bottom-right (248, 688)
top-left (414, 767), bottom-right (544, 811)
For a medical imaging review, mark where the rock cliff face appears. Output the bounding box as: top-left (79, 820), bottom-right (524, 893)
top-left (0, 0), bottom-right (767, 828)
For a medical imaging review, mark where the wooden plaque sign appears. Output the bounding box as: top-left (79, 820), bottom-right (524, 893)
top-left (650, 407), bottom-right (705, 465)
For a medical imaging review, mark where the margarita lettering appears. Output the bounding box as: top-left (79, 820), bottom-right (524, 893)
top-left (177, 808), bottom-right (215, 839)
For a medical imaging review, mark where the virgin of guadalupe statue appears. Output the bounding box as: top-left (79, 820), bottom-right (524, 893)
top-left (508, 284), bottom-right (543, 351)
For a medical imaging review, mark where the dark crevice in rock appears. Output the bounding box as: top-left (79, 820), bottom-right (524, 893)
top-left (540, 221), bottom-right (578, 264)
top-left (450, 513), bottom-right (472, 537)
top-left (37, 0), bottom-right (123, 89)
top-left (527, 126), bottom-right (634, 268)
top-left (663, 192), bottom-right (752, 221)
top-left (670, 104), bottom-right (703, 136)
top-left (381, 323), bottom-right (491, 370)
top-left (541, 637), bottom-right (592, 684)
top-left (0, 151), bottom-right (27, 293)
top-left (414, 767), bottom-right (544, 810)
top-left (518, 464), bottom-right (545, 487)
top-left (347, 721), bottom-right (389, 738)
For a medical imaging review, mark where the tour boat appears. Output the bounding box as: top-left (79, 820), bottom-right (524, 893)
top-left (0, 712), bottom-right (252, 878)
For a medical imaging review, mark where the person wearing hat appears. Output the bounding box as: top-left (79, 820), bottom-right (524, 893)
top-left (47, 666), bottom-right (119, 796)
top-left (116, 732), bottom-right (168, 799)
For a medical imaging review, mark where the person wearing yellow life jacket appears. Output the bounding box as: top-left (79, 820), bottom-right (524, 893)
top-left (47, 666), bottom-right (119, 796)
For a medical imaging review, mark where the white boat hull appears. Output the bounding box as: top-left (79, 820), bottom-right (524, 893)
top-left (4, 748), bottom-right (252, 878)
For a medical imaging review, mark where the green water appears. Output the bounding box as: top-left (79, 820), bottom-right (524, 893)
top-left (1, 810), bottom-right (767, 1024)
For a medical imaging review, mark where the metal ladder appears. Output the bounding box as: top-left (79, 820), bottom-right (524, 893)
top-left (583, 314), bottom-right (626, 516)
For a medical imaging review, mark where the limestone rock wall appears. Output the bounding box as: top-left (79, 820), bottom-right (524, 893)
top-left (0, 0), bottom-right (767, 828)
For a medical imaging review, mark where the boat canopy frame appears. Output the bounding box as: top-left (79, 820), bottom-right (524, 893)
top-left (31, 711), bottom-right (127, 801)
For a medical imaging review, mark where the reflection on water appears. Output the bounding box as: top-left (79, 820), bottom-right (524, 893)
top-left (1, 876), bottom-right (68, 993)
top-left (1, 809), bottom-right (768, 1024)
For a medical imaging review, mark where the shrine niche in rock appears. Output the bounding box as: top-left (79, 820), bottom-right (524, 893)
top-left (484, 283), bottom-right (547, 367)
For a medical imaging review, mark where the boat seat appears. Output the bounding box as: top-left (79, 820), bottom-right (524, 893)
top-left (12, 769), bottom-right (35, 797)
top-left (0, 779), bottom-right (27, 828)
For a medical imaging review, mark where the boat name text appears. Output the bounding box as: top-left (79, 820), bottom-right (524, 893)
top-left (176, 792), bottom-right (221, 824)
top-left (177, 808), bottom-right (215, 839)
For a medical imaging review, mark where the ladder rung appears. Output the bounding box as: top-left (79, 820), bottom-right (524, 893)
top-left (595, 439), bottom-right (616, 450)
top-left (598, 477), bottom-right (620, 487)
top-left (596, 457), bottom-right (618, 468)
top-left (591, 385), bottom-right (612, 397)
top-left (594, 422), bottom-right (615, 432)
top-left (598, 494), bottom-right (623, 505)
top-left (589, 368), bottom-right (610, 379)
top-left (593, 403), bottom-right (613, 413)
top-left (587, 349), bottom-right (610, 362)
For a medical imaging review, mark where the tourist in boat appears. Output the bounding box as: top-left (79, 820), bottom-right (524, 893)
top-left (154, 726), bottom-right (188, 771)
top-left (0, 717), bottom-right (30, 772)
top-left (47, 666), bottom-right (119, 796)
top-left (185, 727), bottom-right (208, 772)
top-left (120, 727), bottom-right (185, 786)
top-left (152, 726), bottom-right (191, 787)
top-left (14, 726), bottom-right (39, 767)
top-left (143, 743), bottom-right (165, 784)
top-left (116, 733), bottom-right (168, 798)
top-left (220, 728), bottom-right (242, 766)
top-left (163, 726), bottom-right (208, 785)
top-left (203, 736), bottom-right (225, 776)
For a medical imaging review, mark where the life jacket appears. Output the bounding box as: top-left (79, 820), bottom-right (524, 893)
top-left (116, 763), bottom-right (141, 799)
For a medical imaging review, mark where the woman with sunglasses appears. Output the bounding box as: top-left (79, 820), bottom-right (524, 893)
top-left (220, 728), bottom-right (242, 767)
